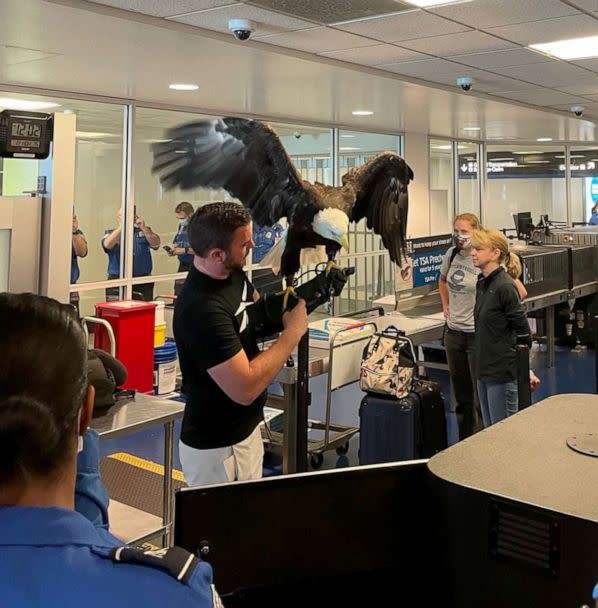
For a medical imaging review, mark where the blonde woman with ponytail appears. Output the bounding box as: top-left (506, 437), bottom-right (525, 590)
top-left (470, 229), bottom-right (532, 427)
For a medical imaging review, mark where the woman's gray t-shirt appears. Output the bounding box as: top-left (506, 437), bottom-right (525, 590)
top-left (440, 247), bottom-right (480, 332)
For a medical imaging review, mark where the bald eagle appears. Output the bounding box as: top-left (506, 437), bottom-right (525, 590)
top-left (152, 117), bottom-right (413, 298)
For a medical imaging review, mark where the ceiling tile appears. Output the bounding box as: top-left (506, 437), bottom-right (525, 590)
top-left (88, 0), bottom-right (238, 17)
top-left (333, 9), bottom-right (471, 43)
top-left (255, 27), bottom-right (375, 53)
top-left (1, 45), bottom-right (60, 65)
top-left (566, 1), bottom-right (598, 11)
top-left (171, 4), bottom-right (314, 35)
top-left (245, 0), bottom-right (414, 24)
top-left (319, 44), bottom-right (428, 66)
top-left (556, 83), bottom-right (598, 95)
top-left (571, 57), bottom-right (598, 73)
top-left (493, 61), bottom-right (597, 87)
top-left (486, 15), bottom-right (598, 46)
top-left (578, 92), bottom-right (598, 101)
top-left (493, 88), bottom-right (588, 106)
top-left (467, 72), bottom-right (546, 93)
top-left (449, 48), bottom-right (553, 69)
top-left (377, 57), bottom-right (471, 78)
top-left (430, 0), bottom-right (579, 29)
top-left (399, 31), bottom-right (515, 56)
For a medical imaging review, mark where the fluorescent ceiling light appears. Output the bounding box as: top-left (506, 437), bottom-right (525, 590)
top-left (514, 150), bottom-right (542, 154)
top-left (352, 110), bottom-right (373, 116)
top-left (462, 127), bottom-right (481, 131)
top-left (405, 0), bottom-right (471, 7)
top-left (491, 157), bottom-right (515, 161)
top-left (341, 134), bottom-right (356, 138)
top-left (536, 137), bottom-right (552, 142)
top-left (530, 35), bottom-right (598, 60)
top-left (527, 160), bottom-right (550, 164)
top-left (433, 145), bottom-right (452, 150)
top-left (0, 97), bottom-right (59, 111)
top-left (76, 131), bottom-right (119, 139)
top-left (169, 83), bottom-right (199, 91)
top-left (340, 147), bottom-right (361, 151)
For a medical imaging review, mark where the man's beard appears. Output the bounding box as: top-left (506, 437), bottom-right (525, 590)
top-left (224, 256), bottom-right (245, 272)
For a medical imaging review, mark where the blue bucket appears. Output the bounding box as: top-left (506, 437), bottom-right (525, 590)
top-left (154, 340), bottom-right (177, 395)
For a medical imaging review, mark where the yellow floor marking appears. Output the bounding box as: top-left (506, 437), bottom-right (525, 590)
top-left (108, 452), bottom-right (186, 482)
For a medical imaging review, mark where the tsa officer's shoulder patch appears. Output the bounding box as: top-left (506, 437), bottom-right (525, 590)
top-left (96, 544), bottom-right (221, 604)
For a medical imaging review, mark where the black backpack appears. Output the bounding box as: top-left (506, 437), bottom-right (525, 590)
top-left (87, 349), bottom-right (131, 413)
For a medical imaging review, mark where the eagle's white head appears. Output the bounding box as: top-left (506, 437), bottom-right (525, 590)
top-left (312, 208), bottom-right (350, 252)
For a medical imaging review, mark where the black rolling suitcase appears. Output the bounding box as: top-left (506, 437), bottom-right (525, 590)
top-left (411, 379), bottom-right (448, 457)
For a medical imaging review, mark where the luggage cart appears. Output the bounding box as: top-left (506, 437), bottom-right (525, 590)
top-left (263, 321), bottom-right (377, 469)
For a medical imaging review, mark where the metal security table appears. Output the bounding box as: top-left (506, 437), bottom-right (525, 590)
top-left (92, 393), bottom-right (184, 546)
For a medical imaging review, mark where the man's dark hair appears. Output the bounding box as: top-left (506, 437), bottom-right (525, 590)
top-left (188, 202), bottom-right (251, 257)
top-left (175, 201), bottom-right (194, 216)
top-left (0, 293), bottom-right (87, 482)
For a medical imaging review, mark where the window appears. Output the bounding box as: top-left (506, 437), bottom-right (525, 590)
top-left (484, 145), bottom-right (566, 230)
top-left (337, 131), bottom-right (402, 312)
top-left (429, 139), bottom-right (454, 234)
top-left (456, 141), bottom-right (480, 218)
top-left (569, 146), bottom-right (598, 225)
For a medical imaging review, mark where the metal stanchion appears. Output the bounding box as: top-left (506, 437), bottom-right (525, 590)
top-left (594, 315), bottom-right (598, 394)
top-left (295, 332), bottom-right (309, 472)
top-left (516, 344), bottom-right (532, 410)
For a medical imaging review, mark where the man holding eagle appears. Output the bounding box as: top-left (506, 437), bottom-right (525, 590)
top-left (153, 117), bottom-right (414, 484)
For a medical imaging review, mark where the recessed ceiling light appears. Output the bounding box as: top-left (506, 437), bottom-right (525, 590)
top-left (352, 110), bottom-right (374, 116)
top-left (340, 147), bottom-right (361, 151)
top-left (536, 137), bottom-right (552, 142)
top-left (169, 83), bottom-right (199, 91)
top-left (530, 35), bottom-right (598, 60)
top-left (404, 0), bottom-right (471, 7)
top-left (462, 127), bottom-right (481, 131)
top-left (0, 97), bottom-right (60, 111)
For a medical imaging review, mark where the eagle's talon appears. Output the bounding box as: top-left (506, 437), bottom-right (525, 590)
top-left (325, 260), bottom-right (338, 275)
top-left (280, 286), bottom-right (296, 311)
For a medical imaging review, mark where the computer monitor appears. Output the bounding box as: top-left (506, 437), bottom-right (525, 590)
top-left (174, 462), bottom-right (438, 602)
top-left (513, 212), bottom-right (534, 240)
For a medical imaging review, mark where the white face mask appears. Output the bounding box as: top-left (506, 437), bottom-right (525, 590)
top-left (454, 234), bottom-right (471, 249)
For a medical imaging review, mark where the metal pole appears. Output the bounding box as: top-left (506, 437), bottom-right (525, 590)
top-left (162, 420), bottom-right (174, 547)
top-left (594, 315), bottom-right (598, 394)
top-left (516, 345), bottom-right (532, 409)
top-left (546, 305), bottom-right (555, 368)
top-left (281, 379), bottom-right (297, 474)
top-left (295, 332), bottom-right (310, 472)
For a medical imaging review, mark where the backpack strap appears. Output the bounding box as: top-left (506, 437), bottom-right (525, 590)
top-left (448, 246), bottom-right (459, 269)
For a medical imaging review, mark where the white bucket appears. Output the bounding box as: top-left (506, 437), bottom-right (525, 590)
top-left (152, 300), bottom-right (165, 326)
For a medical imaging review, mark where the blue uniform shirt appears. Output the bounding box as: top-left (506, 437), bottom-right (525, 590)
top-left (102, 227), bottom-right (153, 277)
top-left (589, 212), bottom-right (598, 226)
top-left (71, 245), bottom-right (80, 284)
top-left (173, 220), bottom-right (193, 265)
top-left (252, 223), bottom-right (283, 264)
top-left (0, 506), bottom-right (216, 608)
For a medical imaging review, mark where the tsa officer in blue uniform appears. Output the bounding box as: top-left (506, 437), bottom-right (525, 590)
top-left (70, 212), bottom-right (87, 312)
top-left (168, 201), bottom-right (194, 296)
top-left (251, 222), bottom-right (284, 295)
top-left (102, 207), bottom-right (160, 301)
top-left (0, 293), bottom-right (219, 608)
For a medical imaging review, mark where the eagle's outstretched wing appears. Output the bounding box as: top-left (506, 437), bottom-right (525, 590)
top-left (152, 117), bottom-right (306, 227)
top-left (342, 152), bottom-right (413, 266)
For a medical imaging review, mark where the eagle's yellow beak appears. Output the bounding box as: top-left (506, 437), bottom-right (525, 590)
top-left (342, 234), bottom-right (350, 253)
